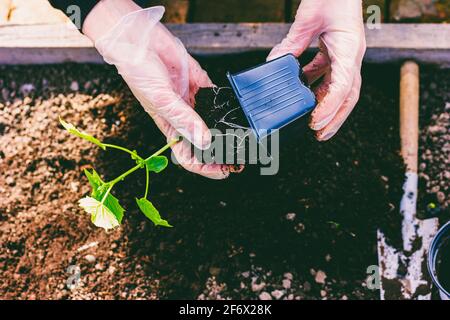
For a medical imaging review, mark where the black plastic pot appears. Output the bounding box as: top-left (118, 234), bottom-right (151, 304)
top-left (428, 220), bottom-right (450, 300)
top-left (227, 54), bottom-right (316, 142)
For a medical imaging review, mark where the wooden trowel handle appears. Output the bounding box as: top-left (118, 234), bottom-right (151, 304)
top-left (400, 61), bottom-right (420, 173)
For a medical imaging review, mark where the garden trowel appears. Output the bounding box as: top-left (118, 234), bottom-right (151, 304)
top-left (377, 61), bottom-right (439, 300)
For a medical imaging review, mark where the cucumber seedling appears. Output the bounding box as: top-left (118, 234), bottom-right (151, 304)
top-left (60, 118), bottom-right (180, 231)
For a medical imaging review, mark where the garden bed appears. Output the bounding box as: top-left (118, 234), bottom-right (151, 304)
top-left (0, 52), bottom-right (448, 300)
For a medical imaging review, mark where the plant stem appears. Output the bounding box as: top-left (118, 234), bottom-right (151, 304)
top-left (106, 137), bottom-right (181, 186)
top-left (144, 138), bottom-right (181, 161)
top-left (103, 144), bottom-right (143, 160)
top-left (144, 168), bottom-right (149, 199)
top-left (101, 183), bottom-right (114, 204)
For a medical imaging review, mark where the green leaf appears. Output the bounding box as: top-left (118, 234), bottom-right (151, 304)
top-left (83, 168), bottom-right (104, 198)
top-left (136, 197), bottom-right (172, 228)
top-left (104, 193), bottom-right (124, 224)
top-left (59, 118), bottom-right (106, 150)
top-left (79, 197), bottom-right (120, 230)
top-left (83, 169), bottom-right (124, 224)
top-left (144, 156), bottom-right (168, 173)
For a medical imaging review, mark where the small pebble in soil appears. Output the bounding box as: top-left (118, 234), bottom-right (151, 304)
top-left (70, 181), bottom-right (79, 192)
top-left (315, 270), bottom-right (327, 284)
top-left (107, 266), bottom-right (116, 275)
top-left (251, 281), bottom-right (266, 292)
top-left (271, 290), bottom-right (284, 300)
top-left (282, 279), bottom-right (291, 289)
top-left (209, 267), bottom-right (221, 276)
top-left (294, 223), bottom-right (306, 233)
top-left (84, 255), bottom-right (96, 263)
top-left (284, 272), bottom-right (293, 280)
top-left (19, 84), bottom-right (35, 96)
top-left (437, 192), bottom-right (446, 204)
top-left (6, 176), bottom-right (15, 186)
top-left (285, 213), bottom-right (296, 221)
top-left (259, 292), bottom-right (272, 300)
top-left (2, 88), bottom-right (9, 100)
top-left (70, 81), bottom-right (79, 91)
top-left (95, 263), bottom-right (104, 271)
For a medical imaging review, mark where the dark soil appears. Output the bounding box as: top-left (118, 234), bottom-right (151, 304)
top-left (417, 68), bottom-right (450, 221)
top-left (195, 87), bottom-right (248, 132)
top-left (194, 87), bottom-right (251, 163)
top-left (1, 52), bottom-right (445, 300)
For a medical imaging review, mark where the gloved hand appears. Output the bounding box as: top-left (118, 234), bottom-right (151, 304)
top-left (84, 2), bottom-right (231, 179)
top-left (268, 0), bottom-right (366, 141)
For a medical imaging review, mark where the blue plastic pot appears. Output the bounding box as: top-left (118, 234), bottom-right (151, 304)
top-left (227, 54), bottom-right (316, 141)
top-left (428, 220), bottom-right (450, 300)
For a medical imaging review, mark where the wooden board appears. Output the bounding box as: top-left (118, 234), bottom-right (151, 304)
top-left (0, 23), bottom-right (449, 65)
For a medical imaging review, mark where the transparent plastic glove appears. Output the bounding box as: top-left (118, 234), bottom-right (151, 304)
top-left (268, 0), bottom-right (366, 141)
top-left (94, 6), bottom-right (230, 179)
